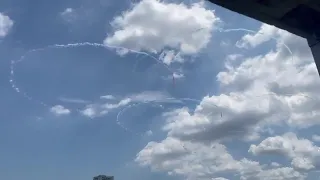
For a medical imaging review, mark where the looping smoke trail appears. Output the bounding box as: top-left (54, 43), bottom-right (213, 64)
top-left (116, 99), bottom-right (182, 135)
top-left (9, 27), bottom-right (291, 108)
top-left (9, 42), bottom-right (176, 110)
top-left (115, 97), bottom-right (223, 157)
top-left (9, 27), bottom-right (298, 128)
top-left (116, 97), bottom-right (221, 137)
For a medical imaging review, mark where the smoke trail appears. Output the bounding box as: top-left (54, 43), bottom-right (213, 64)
top-left (9, 42), bottom-right (176, 112)
top-left (9, 27), bottom-right (297, 126)
top-left (115, 93), bottom-right (298, 138)
top-left (216, 27), bottom-right (295, 64)
top-left (115, 97), bottom-right (221, 137)
top-left (10, 27), bottom-right (293, 110)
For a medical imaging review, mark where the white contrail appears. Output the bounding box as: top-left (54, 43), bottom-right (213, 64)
top-left (115, 97), bottom-right (221, 136)
top-left (216, 27), bottom-right (294, 64)
top-left (8, 27), bottom-right (297, 133)
top-left (9, 42), bottom-right (175, 112)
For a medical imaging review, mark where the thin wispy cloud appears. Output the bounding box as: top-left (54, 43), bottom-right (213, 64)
top-left (58, 97), bottom-right (91, 104)
top-left (100, 95), bottom-right (115, 100)
top-left (60, 8), bottom-right (77, 22)
top-left (80, 91), bottom-right (170, 118)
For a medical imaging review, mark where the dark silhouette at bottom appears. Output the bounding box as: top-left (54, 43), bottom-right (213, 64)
top-left (93, 175), bottom-right (114, 180)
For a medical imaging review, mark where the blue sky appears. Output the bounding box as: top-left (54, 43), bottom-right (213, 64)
top-left (1, 0), bottom-right (320, 180)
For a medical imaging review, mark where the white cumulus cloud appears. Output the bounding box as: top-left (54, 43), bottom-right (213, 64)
top-left (0, 13), bottom-right (13, 38)
top-left (50, 105), bottom-right (71, 116)
top-left (134, 21), bottom-right (320, 179)
top-left (105, 0), bottom-right (219, 64)
top-left (236, 23), bottom-right (281, 49)
top-left (249, 132), bottom-right (320, 171)
top-left (136, 137), bottom-right (305, 180)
